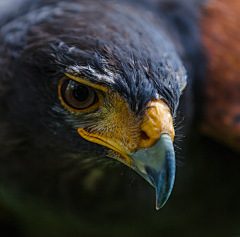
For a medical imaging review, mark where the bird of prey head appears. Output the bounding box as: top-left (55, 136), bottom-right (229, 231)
top-left (0, 0), bottom-right (187, 210)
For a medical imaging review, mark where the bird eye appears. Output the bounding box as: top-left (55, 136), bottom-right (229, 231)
top-left (60, 79), bottom-right (98, 110)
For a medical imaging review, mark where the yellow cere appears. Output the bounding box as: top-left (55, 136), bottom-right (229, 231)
top-left (139, 100), bottom-right (175, 148)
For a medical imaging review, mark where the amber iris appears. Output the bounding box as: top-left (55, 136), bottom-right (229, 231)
top-left (60, 79), bottom-right (98, 110)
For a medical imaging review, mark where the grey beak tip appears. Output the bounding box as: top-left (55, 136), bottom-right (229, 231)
top-left (155, 188), bottom-right (171, 210)
top-left (145, 143), bottom-right (176, 210)
top-left (146, 165), bottom-right (175, 210)
top-left (156, 201), bottom-right (164, 210)
top-left (132, 134), bottom-right (176, 210)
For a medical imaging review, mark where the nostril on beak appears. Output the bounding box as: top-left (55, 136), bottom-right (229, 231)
top-left (138, 100), bottom-right (175, 149)
top-left (139, 130), bottom-right (159, 148)
top-left (140, 131), bottom-right (150, 142)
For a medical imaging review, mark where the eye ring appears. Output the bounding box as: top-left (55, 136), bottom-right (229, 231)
top-left (59, 78), bottom-right (99, 111)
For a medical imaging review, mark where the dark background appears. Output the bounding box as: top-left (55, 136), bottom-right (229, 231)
top-left (0, 0), bottom-right (239, 236)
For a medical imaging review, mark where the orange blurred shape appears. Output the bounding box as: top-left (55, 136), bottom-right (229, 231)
top-left (200, 0), bottom-right (240, 152)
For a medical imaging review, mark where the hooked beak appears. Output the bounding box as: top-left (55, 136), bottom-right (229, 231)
top-left (78, 100), bottom-right (176, 209)
top-left (131, 134), bottom-right (175, 210)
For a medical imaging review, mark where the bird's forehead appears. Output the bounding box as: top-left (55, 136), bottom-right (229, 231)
top-left (62, 48), bottom-right (185, 116)
top-left (0, 0), bottom-right (187, 116)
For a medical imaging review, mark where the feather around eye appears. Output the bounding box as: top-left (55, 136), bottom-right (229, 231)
top-left (60, 79), bottom-right (99, 110)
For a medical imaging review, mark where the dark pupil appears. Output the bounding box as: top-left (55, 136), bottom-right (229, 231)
top-left (72, 85), bottom-right (89, 102)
